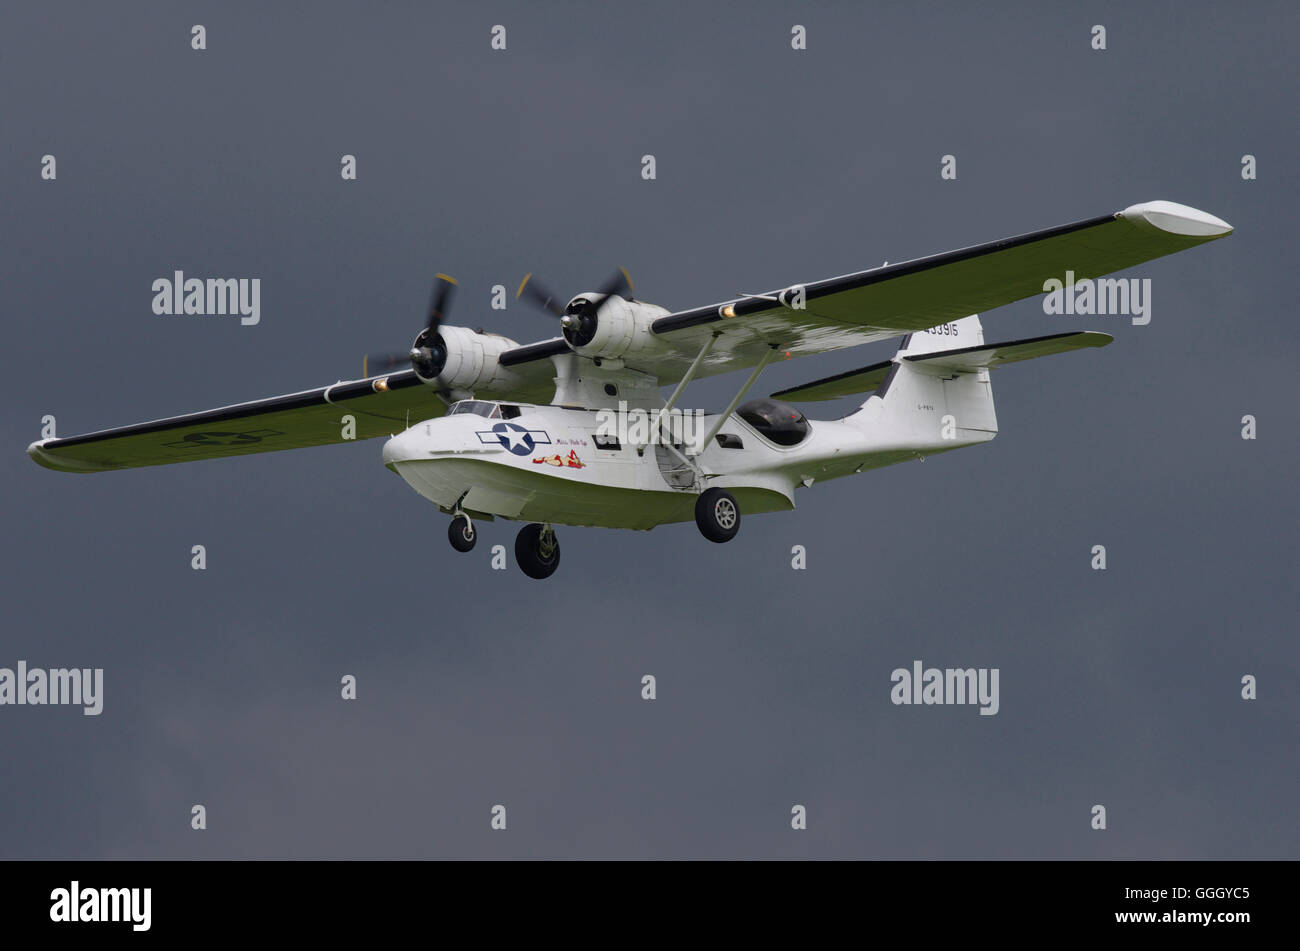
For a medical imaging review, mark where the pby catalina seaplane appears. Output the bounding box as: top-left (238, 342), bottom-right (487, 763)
top-left (29, 201), bottom-right (1232, 579)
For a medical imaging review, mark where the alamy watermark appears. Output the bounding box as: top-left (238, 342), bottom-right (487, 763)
top-left (595, 401), bottom-right (706, 450)
top-left (890, 659), bottom-right (999, 715)
top-left (1043, 270), bottom-right (1150, 325)
top-left (152, 270), bottom-right (260, 325)
top-left (50, 881), bottom-right (150, 931)
top-left (0, 661), bottom-right (103, 715)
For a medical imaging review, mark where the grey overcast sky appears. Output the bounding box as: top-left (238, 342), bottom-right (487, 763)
top-left (2, 0), bottom-right (1296, 859)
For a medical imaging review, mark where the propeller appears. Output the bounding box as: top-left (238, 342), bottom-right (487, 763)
top-left (516, 268), bottom-right (633, 348)
top-left (515, 273), bottom-right (566, 318)
top-left (516, 268), bottom-right (632, 322)
top-left (363, 273), bottom-right (457, 380)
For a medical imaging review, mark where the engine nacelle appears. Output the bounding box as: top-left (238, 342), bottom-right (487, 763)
top-left (560, 295), bottom-right (668, 362)
top-left (412, 324), bottom-right (523, 392)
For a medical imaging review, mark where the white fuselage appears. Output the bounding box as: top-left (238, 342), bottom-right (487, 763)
top-left (381, 399), bottom-right (989, 531)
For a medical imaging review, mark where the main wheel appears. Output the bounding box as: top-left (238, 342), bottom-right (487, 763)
top-left (695, 488), bottom-right (740, 543)
top-left (448, 514), bottom-right (477, 553)
top-left (515, 523), bottom-right (561, 579)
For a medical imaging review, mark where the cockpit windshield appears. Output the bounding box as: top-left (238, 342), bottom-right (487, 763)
top-left (448, 400), bottom-right (502, 419)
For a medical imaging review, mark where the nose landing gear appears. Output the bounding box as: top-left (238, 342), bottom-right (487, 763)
top-left (448, 513), bottom-right (476, 552)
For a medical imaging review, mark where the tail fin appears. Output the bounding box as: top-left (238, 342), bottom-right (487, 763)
top-left (849, 314), bottom-right (998, 444)
top-left (895, 316), bottom-right (986, 358)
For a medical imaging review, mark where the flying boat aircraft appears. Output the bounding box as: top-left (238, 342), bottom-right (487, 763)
top-left (28, 201), bottom-right (1232, 578)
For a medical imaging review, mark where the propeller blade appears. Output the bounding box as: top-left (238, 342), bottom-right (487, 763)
top-left (360, 270), bottom-right (459, 380)
top-left (426, 273), bottom-right (458, 334)
top-left (516, 273), bottom-right (566, 318)
top-left (592, 267), bottom-right (633, 308)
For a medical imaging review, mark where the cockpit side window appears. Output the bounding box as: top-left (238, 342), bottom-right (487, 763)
top-left (448, 400), bottom-right (500, 418)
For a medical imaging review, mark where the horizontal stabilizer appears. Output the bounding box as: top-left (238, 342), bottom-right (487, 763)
top-left (906, 330), bottom-right (1112, 372)
top-left (771, 331), bottom-right (1112, 402)
top-left (769, 360), bottom-right (894, 403)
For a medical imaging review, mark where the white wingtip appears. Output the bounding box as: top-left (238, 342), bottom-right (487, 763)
top-left (27, 440), bottom-right (59, 470)
top-left (27, 439), bottom-right (110, 473)
top-left (1119, 200), bottom-right (1232, 238)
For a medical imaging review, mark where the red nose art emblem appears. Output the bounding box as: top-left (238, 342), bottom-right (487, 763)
top-left (532, 450), bottom-right (584, 469)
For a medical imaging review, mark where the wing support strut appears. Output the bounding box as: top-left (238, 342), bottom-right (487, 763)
top-left (700, 344), bottom-right (779, 449)
top-left (637, 331), bottom-right (728, 493)
top-left (661, 332), bottom-right (719, 416)
top-left (654, 331), bottom-right (720, 452)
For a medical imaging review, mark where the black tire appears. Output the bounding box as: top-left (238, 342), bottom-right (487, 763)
top-left (695, 488), bottom-right (740, 543)
top-left (515, 523), bottom-right (561, 579)
top-left (448, 515), bottom-right (476, 553)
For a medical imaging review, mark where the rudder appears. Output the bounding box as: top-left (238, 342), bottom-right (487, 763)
top-left (850, 315), bottom-right (998, 444)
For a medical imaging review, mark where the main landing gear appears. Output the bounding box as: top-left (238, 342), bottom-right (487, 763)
top-left (515, 522), bottom-right (561, 580)
top-left (695, 487), bottom-right (740, 543)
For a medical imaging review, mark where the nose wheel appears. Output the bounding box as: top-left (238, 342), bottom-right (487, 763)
top-left (695, 487), bottom-right (740, 543)
top-left (515, 522), bottom-right (561, 579)
top-left (448, 513), bottom-right (476, 553)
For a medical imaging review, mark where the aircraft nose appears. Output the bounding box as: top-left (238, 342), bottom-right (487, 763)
top-left (382, 429), bottom-right (420, 467)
